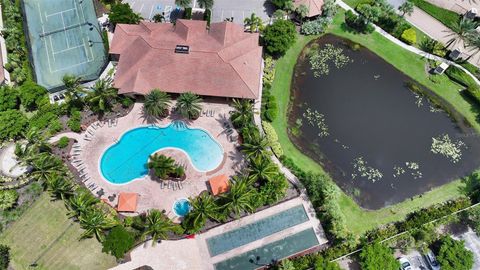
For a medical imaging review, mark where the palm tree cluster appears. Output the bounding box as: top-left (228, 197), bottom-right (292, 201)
top-left (143, 90), bottom-right (202, 120)
top-left (176, 92), bottom-right (203, 119)
top-left (148, 154), bottom-right (185, 179)
top-left (133, 209), bottom-right (184, 245)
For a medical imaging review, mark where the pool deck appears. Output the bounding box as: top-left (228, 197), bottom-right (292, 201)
top-left (58, 101), bottom-right (244, 218)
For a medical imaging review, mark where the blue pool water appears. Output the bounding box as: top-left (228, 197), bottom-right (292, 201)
top-left (173, 198), bottom-right (191, 217)
top-left (100, 121), bottom-right (224, 184)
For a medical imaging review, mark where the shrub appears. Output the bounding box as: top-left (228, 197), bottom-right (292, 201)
top-left (400, 28), bottom-right (416, 45)
top-left (19, 81), bottom-right (48, 111)
top-left (184, 7), bottom-right (192, 19)
top-left (301, 18), bottom-right (327, 35)
top-left (466, 84), bottom-right (480, 104)
top-left (436, 236), bottom-right (473, 270)
top-left (109, 3), bottom-right (141, 25)
top-left (262, 20), bottom-right (297, 57)
top-left (261, 90), bottom-right (278, 122)
top-left (359, 242), bottom-right (399, 270)
top-left (48, 119), bottom-right (64, 135)
top-left (102, 226), bottom-right (136, 259)
top-left (262, 121), bottom-right (283, 157)
top-left (263, 57), bottom-right (276, 87)
top-left (120, 96), bottom-right (134, 108)
top-left (67, 110), bottom-right (82, 132)
top-left (0, 245), bottom-right (9, 270)
top-left (344, 10), bottom-right (374, 33)
top-left (0, 190), bottom-right (18, 210)
top-left (57, 137), bottom-right (70, 148)
top-left (0, 110), bottom-right (28, 142)
top-left (0, 86), bottom-right (18, 111)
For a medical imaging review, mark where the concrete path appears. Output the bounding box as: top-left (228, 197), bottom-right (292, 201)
top-left (0, 4), bottom-right (11, 84)
top-left (405, 6), bottom-right (480, 67)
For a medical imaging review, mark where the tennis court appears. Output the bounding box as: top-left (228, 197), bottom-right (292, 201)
top-left (23, 0), bottom-right (106, 91)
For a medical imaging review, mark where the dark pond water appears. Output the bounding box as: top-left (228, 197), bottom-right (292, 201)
top-left (289, 34), bottom-right (480, 209)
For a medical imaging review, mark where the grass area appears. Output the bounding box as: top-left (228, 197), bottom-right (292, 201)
top-left (0, 193), bottom-right (116, 270)
top-left (410, 0), bottom-right (461, 30)
top-left (270, 10), bottom-right (478, 235)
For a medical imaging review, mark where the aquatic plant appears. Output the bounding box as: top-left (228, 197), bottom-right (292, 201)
top-left (308, 44), bottom-right (352, 77)
top-left (429, 105), bottom-right (443, 113)
top-left (431, 134), bottom-right (466, 163)
top-left (393, 165), bottom-right (405, 178)
top-left (303, 107), bottom-right (329, 137)
top-left (352, 157), bottom-right (383, 183)
top-left (413, 93), bottom-right (424, 107)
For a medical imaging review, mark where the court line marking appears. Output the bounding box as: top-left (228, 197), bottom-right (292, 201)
top-left (45, 8), bottom-right (75, 18)
top-left (139, 3), bottom-right (145, 12)
top-left (149, 5), bottom-right (154, 19)
top-left (48, 36), bottom-right (56, 62)
top-left (60, 13), bottom-right (70, 48)
top-left (52, 44), bottom-right (85, 55)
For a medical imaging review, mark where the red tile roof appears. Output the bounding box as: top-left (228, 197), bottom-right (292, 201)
top-left (110, 20), bottom-right (263, 99)
top-left (294, 0), bottom-right (324, 17)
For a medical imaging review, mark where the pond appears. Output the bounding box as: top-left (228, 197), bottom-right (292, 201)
top-left (289, 34), bottom-right (480, 209)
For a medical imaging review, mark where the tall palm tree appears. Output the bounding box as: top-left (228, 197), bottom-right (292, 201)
top-left (143, 89), bottom-right (171, 118)
top-left (446, 17), bottom-right (478, 48)
top-left (62, 74), bottom-right (85, 103)
top-left (248, 156), bottom-right (278, 183)
top-left (79, 208), bottom-right (118, 241)
top-left (241, 134), bottom-right (270, 160)
top-left (45, 173), bottom-right (74, 201)
top-left (197, 0), bottom-right (214, 9)
top-left (230, 99), bottom-right (254, 128)
top-left (30, 154), bottom-right (65, 183)
top-left (86, 78), bottom-right (117, 114)
top-left (398, 1), bottom-right (414, 17)
top-left (67, 188), bottom-right (99, 218)
top-left (176, 92), bottom-right (202, 119)
top-left (220, 177), bottom-right (256, 218)
top-left (244, 13), bottom-right (263, 33)
top-left (175, 0), bottom-right (192, 8)
top-left (148, 154), bottom-right (176, 179)
top-left (142, 209), bottom-right (183, 245)
top-left (182, 192), bottom-right (221, 233)
top-left (15, 128), bottom-right (50, 164)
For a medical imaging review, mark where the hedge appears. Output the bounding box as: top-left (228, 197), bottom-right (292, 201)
top-left (262, 121), bottom-right (283, 157)
top-left (400, 28), bottom-right (416, 45)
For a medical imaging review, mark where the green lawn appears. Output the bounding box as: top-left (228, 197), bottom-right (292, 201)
top-left (410, 0), bottom-right (461, 30)
top-left (0, 193), bottom-right (116, 270)
top-left (270, 10), bottom-right (478, 235)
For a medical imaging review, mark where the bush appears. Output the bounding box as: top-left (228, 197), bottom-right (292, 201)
top-left (262, 20), bottom-right (297, 57)
top-left (400, 28), bottom-right (417, 45)
top-left (109, 3), bottom-right (141, 25)
top-left (359, 242), bottom-right (399, 270)
top-left (0, 110), bottom-right (28, 142)
top-left (466, 84), bottom-right (480, 104)
top-left (301, 18), bottom-right (327, 35)
top-left (57, 137), bottom-right (70, 148)
top-left (344, 10), bottom-right (374, 33)
top-left (261, 90), bottom-right (278, 122)
top-left (67, 110), bottom-right (82, 132)
top-left (0, 244), bottom-right (9, 270)
top-left (0, 86), bottom-right (18, 111)
top-left (436, 236), bottom-right (473, 270)
top-left (19, 81), bottom-right (48, 111)
top-left (120, 96), bottom-right (134, 108)
top-left (262, 121), bottom-right (283, 157)
top-left (0, 190), bottom-right (18, 210)
top-left (102, 226), bottom-right (136, 259)
top-left (184, 7), bottom-right (192, 19)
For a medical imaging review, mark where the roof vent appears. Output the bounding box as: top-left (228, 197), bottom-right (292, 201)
top-left (175, 45), bottom-right (189, 54)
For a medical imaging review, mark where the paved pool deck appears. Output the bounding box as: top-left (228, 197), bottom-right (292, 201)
top-left (55, 101), bottom-right (244, 218)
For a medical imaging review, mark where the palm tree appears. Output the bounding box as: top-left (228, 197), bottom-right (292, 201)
top-left (175, 0), bottom-right (192, 8)
top-left (398, 1), bottom-right (414, 17)
top-left (15, 128), bottom-right (50, 164)
top-left (241, 134), bottom-right (270, 160)
top-left (143, 89), bottom-right (171, 118)
top-left (176, 92), bottom-right (202, 119)
top-left (248, 156), bottom-right (278, 183)
top-left (86, 78), bottom-right (117, 114)
top-left (197, 0), bottom-right (214, 9)
top-left (30, 154), bottom-right (65, 183)
top-left (446, 17), bottom-right (478, 48)
top-left (465, 33), bottom-right (480, 59)
top-left (182, 193), bottom-right (221, 233)
top-left (67, 188), bottom-right (99, 218)
top-left (142, 209), bottom-right (183, 245)
top-left (79, 208), bottom-right (118, 241)
top-left (45, 173), bottom-right (74, 200)
top-left (152, 13), bottom-right (165, 23)
top-left (148, 154), bottom-right (176, 179)
top-left (244, 13), bottom-right (263, 33)
top-left (219, 177), bottom-right (256, 218)
top-left (62, 74), bottom-right (85, 103)
top-left (230, 99), bottom-right (254, 128)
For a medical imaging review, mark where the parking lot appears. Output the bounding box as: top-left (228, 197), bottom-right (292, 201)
top-left (123, 0), bottom-right (273, 24)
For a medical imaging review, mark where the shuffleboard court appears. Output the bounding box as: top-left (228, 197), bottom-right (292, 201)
top-left (23, 0), bottom-right (106, 91)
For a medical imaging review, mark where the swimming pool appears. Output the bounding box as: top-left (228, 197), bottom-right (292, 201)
top-left (100, 121), bottom-right (224, 184)
top-left (173, 198), bottom-right (191, 217)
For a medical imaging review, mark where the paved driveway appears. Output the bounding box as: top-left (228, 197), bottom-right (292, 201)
top-left (124, 0), bottom-right (273, 24)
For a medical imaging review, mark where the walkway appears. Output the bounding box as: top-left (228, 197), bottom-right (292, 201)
top-left (405, 6), bottom-right (480, 67)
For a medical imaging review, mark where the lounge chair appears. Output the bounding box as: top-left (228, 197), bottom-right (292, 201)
top-left (173, 182), bottom-right (177, 191)
top-left (108, 119), bottom-right (112, 128)
top-left (84, 137), bottom-right (91, 141)
top-left (82, 177), bottom-right (90, 182)
top-left (160, 182), bottom-right (164, 189)
top-left (113, 119), bottom-right (118, 127)
top-left (178, 182), bottom-right (183, 189)
top-left (167, 181), bottom-right (172, 189)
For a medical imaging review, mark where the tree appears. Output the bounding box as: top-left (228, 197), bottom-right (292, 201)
top-left (143, 89), bottom-right (171, 118)
top-left (152, 14), bottom-right (165, 23)
top-left (321, 0), bottom-right (338, 19)
top-left (272, 9), bottom-right (287, 20)
top-left (437, 236), bottom-right (474, 270)
top-left (314, 255), bottom-right (341, 270)
top-left (176, 92), bottom-right (202, 119)
top-left (248, 156), bottom-right (278, 183)
top-left (62, 74), bottom-right (85, 104)
top-left (45, 173), bottom-right (74, 201)
top-left (278, 259), bottom-right (296, 270)
top-left (109, 3), bottom-right (142, 25)
top-left (79, 208), bottom-right (118, 242)
top-left (0, 86), bottom-right (18, 111)
top-left (244, 13), bottom-right (263, 33)
top-left (446, 17), bottom-right (478, 48)
top-left (230, 99), bottom-right (254, 128)
top-left (141, 209), bottom-right (183, 245)
top-left (359, 242), bottom-right (399, 270)
top-left (29, 154), bottom-right (65, 183)
top-left (18, 81), bottom-right (48, 111)
top-left (241, 134), bottom-right (270, 160)
top-left (398, 1), bottom-right (414, 17)
top-left (67, 188), bottom-right (99, 218)
top-left (0, 110), bottom-right (28, 142)
top-left (147, 154), bottom-right (177, 179)
top-left (0, 190), bottom-right (18, 210)
top-left (175, 0), bottom-right (192, 8)
top-left (271, 0), bottom-right (293, 9)
top-left (102, 226), bottom-right (135, 259)
top-left (296, 4), bottom-right (309, 21)
top-left (356, 4), bottom-right (382, 24)
top-left (86, 78), bottom-right (118, 114)
top-left (262, 19), bottom-right (297, 57)
top-left (219, 176), bottom-right (256, 218)
top-left (197, 0), bottom-right (214, 9)
top-left (0, 245), bottom-right (10, 270)
top-left (182, 192), bottom-right (221, 233)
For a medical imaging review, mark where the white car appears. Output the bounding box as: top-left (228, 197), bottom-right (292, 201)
top-left (424, 250), bottom-right (441, 270)
top-left (398, 257), bottom-right (413, 270)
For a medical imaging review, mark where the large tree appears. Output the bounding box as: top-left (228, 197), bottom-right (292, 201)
top-left (437, 236), bottom-right (474, 270)
top-left (176, 92), bottom-right (202, 119)
top-left (0, 86), bottom-right (18, 112)
top-left (141, 209), bottom-right (183, 245)
top-left (182, 192), bottom-right (221, 233)
top-left (230, 99), bottom-right (254, 128)
top-left (244, 13), bottom-right (263, 33)
top-left (359, 242), bottom-right (399, 270)
top-left (109, 3), bottom-right (142, 25)
top-left (18, 81), bottom-right (48, 111)
top-left (0, 110), bottom-right (28, 142)
top-left (262, 19), bottom-right (297, 57)
top-left (143, 89), bottom-right (171, 119)
top-left (86, 78), bottom-right (118, 114)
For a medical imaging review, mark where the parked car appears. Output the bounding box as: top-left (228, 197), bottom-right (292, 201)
top-left (423, 249), bottom-right (441, 270)
top-left (398, 257), bottom-right (413, 270)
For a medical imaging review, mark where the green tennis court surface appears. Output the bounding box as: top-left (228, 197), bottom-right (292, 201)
top-left (23, 0), bottom-right (106, 91)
